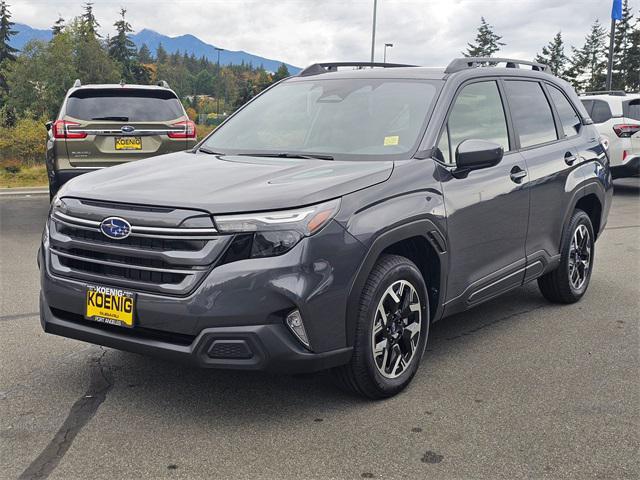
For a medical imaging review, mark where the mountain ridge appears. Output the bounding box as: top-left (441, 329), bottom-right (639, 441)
top-left (11, 23), bottom-right (300, 73)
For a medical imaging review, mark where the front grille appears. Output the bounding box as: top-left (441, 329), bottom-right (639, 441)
top-left (48, 200), bottom-right (230, 295)
top-left (57, 254), bottom-right (188, 284)
top-left (56, 246), bottom-right (195, 270)
top-left (57, 224), bottom-right (206, 251)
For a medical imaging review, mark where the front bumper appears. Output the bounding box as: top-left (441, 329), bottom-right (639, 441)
top-left (39, 219), bottom-right (365, 373)
top-left (40, 294), bottom-right (352, 373)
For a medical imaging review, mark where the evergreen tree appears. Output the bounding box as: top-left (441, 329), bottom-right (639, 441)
top-left (0, 0), bottom-right (18, 63)
top-left (138, 43), bottom-right (152, 64)
top-left (612, 0), bottom-right (634, 90)
top-left (464, 17), bottom-right (505, 57)
top-left (566, 20), bottom-right (608, 92)
top-left (0, 0), bottom-right (18, 94)
top-left (626, 21), bottom-right (640, 91)
top-left (194, 69), bottom-right (214, 94)
top-left (156, 42), bottom-right (168, 63)
top-left (535, 32), bottom-right (567, 77)
top-left (80, 2), bottom-right (100, 38)
top-left (108, 8), bottom-right (137, 81)
top-left (169, 49), bottom-right (181, 66)
top-left (273, 63), bottom-right (290, 81)
top-left (68, 18), bottom-right (119, 84)
top-left (51, 15), bottom-right (65, 36)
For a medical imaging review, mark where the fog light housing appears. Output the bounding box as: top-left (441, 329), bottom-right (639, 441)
top-left (285, 310), bottom-right (310, 349)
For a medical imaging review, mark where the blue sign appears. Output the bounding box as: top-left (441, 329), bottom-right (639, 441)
top-left (612, 0), bottom-right (623, 20)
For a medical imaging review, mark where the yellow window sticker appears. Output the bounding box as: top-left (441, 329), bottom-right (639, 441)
top-left (384, 135), bottom-right (399, 146)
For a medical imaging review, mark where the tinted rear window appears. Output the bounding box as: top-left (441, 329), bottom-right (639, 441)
top-left (65, 89), bottom-right (184, 122)
top-left (590, 100), bottom-right (613, 124)
top-left (505, 80), bottom-right (558, 148)
top-left (580, 99), bottom-right (593, 115)
top-left (623, 99), bottom-right (640, 121)
top-left (548, 85), bottom-right (582, 137)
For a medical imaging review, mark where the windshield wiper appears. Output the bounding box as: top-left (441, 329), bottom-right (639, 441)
top-left (198, 146), bottom-right (225, 155)
top-left (91, 116), bottom-right (129, 121)
top-left (237, 152), bottom-right (334, 161)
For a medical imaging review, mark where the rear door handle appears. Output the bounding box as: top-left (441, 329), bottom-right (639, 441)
top-left (564, 152), bottom-right (578, 165)
top-left (510, 166), bottom-right (527, 183)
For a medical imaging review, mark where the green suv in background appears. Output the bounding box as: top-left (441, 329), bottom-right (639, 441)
top-left (46, 80), bottom-right (197, 198)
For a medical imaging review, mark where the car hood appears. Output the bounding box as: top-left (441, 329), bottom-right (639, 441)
top-left (62, 151), bottom-right (394, 213)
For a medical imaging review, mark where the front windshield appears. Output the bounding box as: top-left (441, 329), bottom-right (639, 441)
top-left (202, 78), bottom-right (441, 160)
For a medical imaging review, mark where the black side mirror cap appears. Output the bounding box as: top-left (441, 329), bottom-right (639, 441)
top-left (455, 139), bottom-right (504, 171)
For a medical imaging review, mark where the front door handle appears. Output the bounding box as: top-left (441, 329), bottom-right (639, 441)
top-left (564, 152), bottom-right (578, 165)
top-left (510, 166), bottom-right (527, 183)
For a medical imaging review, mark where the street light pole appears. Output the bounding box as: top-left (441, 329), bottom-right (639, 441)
top-left (383, 43), bottom-right (393, 63)
top-left (370, 0), bottom-right (377, 63)
top-left (215, 47), bottom-right (224, 116)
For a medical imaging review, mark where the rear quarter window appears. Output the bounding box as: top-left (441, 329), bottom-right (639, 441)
top-left (623, 99), bottom-right (640, 121)
top-left (548, 85), bottom-right (582, 137)
top-left (65, 89), bottom-right (185, 122)
top-left (589, 100), bottom-right (613, 124)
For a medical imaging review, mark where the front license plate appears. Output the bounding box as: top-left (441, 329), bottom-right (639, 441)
top-left (114, 136), bottom-right (142, 150)
top-left (85, 285), bottom-right (135, 328)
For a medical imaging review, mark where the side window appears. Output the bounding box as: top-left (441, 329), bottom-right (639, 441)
top-left (623, 99), bottom-right (640, 121)
top-left (446, 81), bottom-right (509, 161)
top-left (505, 80), bottom-right (558, 148)
top-left (580, 99), bottom-right (594, 116)
top-left (590, 100), bottom-right (613, 124)
top-left (548, 86), bottom-right (582, 137)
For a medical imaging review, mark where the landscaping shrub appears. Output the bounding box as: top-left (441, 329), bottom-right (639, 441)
top-left (0, 117), bottom-right (48, 165)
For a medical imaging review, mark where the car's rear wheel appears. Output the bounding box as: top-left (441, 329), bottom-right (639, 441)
top-left (538, 209), bottom-right (595, 303)
top-left (332, 254), bottom-right (429, 399)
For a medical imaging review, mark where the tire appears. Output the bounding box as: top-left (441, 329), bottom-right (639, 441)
top-left (332, 254), bottom-right (429, 399)
top-left (538, 209), bottom-right (595, 304)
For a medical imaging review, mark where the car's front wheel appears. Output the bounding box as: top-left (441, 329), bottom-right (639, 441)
top-left (333, 254), bottom-right (429, 399)
top-left (538, 209), bottom-right (595, 303)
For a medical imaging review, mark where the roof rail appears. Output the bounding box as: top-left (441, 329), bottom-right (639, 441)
top-left (582, 90), bottom-right (626, 96)
top-left (298, 62), bottom-right (416, 77)
top-left (72, 79), bottom-right (81, 88)
top-left (157, 80), bottom-right (170, 88)
top-left (445, 57), bottom-right (548, 74)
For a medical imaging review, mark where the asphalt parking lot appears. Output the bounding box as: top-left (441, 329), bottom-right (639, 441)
top-left (1, 179), bottom-right (638, 480)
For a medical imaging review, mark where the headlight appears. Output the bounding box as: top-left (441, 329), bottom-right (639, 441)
top-left (214, 199), bottom-right (340, 259)
top-left (214, 199), bottom-right (340, 235)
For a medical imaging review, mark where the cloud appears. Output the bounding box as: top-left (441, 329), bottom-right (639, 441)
top-left (13, 0), bottom-right (615, 68)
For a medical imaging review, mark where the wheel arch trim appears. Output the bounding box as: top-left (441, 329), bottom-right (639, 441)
top-left (560, 180), bottom-right (606, 244)
top-left (345, 219), bottom-right (449, 346)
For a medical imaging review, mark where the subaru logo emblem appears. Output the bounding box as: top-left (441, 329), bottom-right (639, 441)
top-left (121, 125), bottom-right (135, 134)
top-left (100, 217), bottom-right (131, 240)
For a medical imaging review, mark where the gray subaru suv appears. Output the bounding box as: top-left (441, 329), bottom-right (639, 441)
top-left (39, 59), bottom-right (612, 398)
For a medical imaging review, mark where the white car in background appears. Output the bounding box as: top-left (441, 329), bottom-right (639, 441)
top-left (580, 91), bottom-right (640, 178)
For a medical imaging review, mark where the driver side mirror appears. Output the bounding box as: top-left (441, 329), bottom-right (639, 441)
top-left (455, 139), bottom-right (504, 171)
top-left (45, 121), bottom-right (53, 131)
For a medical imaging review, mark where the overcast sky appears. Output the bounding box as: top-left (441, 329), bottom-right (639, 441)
top-left (12, 0), bottom-right (623, 67)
